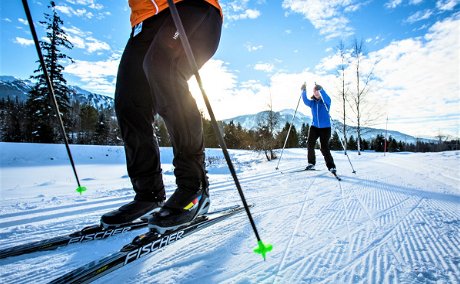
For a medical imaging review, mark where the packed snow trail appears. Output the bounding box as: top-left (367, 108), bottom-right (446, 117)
top-left (0, 143), bottom-right (459, 283)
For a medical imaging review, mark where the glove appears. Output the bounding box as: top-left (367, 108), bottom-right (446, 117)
top-left (301, 82), bottom-right (306, 91)
top-left (314, 84), bottom-right (322, 91)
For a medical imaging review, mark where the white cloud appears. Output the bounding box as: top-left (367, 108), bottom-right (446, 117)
top-left (221, 1), bottom-right (262, 21)
top-left (18, 18), bottom-right (28, 25)
top-left (287, 14), bottom-right (459, 137)
top-left (227, 9), bottom-right (260, 20)
top-left (385, 0), bottom-right (403, 9)
top-left (406, 9), bottom-right (433, 23)
top-left (188, 59), bottom-right (247, 119)
top-left (53, 5), bottom-right (73, 16)
top-left (315, 52), bottom-right (346, 72)
top-left (85, 37), bottom-right (111, 53)
top-left (64, 54), bottom-right (120, 96)
top-left (345, 15), bottom-right (459, 137)
top-left (54, 1), bottom-right (105, 19)
top-left (245, 43), bottom-right (263, 52)
top-left (189, 60), bottom-right (335, 121)
top-left (14, 37), bottom-right (34, 46)
top-left (254, 63), bottom-right (275, 72)
top-left (62, 26), bottom-right (111, 53)
top-left (436, 0), bottom-right (460, 10)
top-left (66, 0), bottom-right (104, 10)
top-left (282, 0), bottom-right (360, 39)
top-left (54, 5), bottom-right (95, 19)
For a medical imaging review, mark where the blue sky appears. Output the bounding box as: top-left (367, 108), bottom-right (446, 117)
top-left (1, 0), bottom-right (459, 138)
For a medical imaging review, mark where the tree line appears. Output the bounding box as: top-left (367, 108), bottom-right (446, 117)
top-left (2, 95), bottom-right (457, 156)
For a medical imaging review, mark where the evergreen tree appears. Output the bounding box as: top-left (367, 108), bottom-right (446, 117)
top-left (348, 135), bottom-right (357, 150)
top-left (224, 120), bottom-right (239, 149)
top-left (372, 134), bottom-right (385, 152)
top-left (94, 109), bottom-right (111, 145)
top-left (68, 100), bottom-right (81, 143)
top-left (330, 131), bottom-right (342, 150)
top-left (388, 136), bottom-right (399, 152)
top-left (26, 1), bottom-right (73, 143)
top-left (360, 137), bottom-right (369, 151)
top-left (299, 123), bottom-right (309, 148)
top-left (1, 97), bottom-right (26, 142)
top-left (276, 122), bottom-right (299, 148)
top-left (201, 112), bottom-right (219, 148)
top-left (107, 108), bottom-right (122, 145)
top-left (398, 141), bottom-right (405, 151)
top-left (79, 104), bottom-right (98, 144)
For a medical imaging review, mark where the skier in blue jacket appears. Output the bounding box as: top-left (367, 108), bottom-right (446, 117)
top-left (301, 83), bottom-right (337, 173)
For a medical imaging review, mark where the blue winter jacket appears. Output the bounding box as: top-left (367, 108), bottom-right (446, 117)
top-left (301, 88), bottom-right (332, 128)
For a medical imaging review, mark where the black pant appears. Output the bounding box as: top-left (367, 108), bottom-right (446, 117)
top-left (307, 126), bottom-right (336, 170)
top-left (115, 1), bottom-right (222, 201)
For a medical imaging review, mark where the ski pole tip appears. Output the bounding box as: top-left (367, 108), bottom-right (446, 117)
top-left (253, 240), bottom-right (273, 261)
top-left (76, 186), bottom-right (87, 195)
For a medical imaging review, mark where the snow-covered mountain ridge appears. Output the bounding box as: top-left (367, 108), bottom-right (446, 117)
top-left (0, 76), bottom-right (113, 109)
top-left (222, 109), bottom-right (433, 144)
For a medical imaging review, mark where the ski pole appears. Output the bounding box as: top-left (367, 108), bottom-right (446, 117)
top-left (166, 0), bottom-right (272, 260)
top-left (275, 92), bottom-right (302, 170)
top-left (21, 0), bottom-right (87, 194)
top-left (316, 84), bottom-right (356, 174)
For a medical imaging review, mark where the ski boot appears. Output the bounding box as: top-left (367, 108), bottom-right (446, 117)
top-left (305, 164), bottom-right (315, 171)
top-left (101, 200), bottom-right (164, 229)
top-left (148, 185), bottom-right (210, 234)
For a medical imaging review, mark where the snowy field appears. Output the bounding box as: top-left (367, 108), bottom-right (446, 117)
top-left (0, 142), bottom-right (459, 283)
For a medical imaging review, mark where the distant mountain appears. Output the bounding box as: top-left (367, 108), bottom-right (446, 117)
top-left (68, 85), bottom-right (114, 109)
top-left (222, 109), bottom-right (311, 132)
top-left (223, 109), bottom-right (433, 144)
top-left (0, 76), bottom-right (34, 102)
top-left (0, 76), bottom-right (114, 109)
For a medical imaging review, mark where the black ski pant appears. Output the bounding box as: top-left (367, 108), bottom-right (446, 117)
top-left (307, 126), bottom-right (336, 170)
top-left (115, 1), bottom-right (222, 202)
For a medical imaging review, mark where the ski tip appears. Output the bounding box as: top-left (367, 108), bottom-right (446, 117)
top-left (253, 240), bottom-right (273, 261)
top-left (76, 186), bottom-right (87, 195)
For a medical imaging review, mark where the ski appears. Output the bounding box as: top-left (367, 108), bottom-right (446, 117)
top-left (331, 172), bottom-right (342, 181)
top-left (282, 168), bottom-right (318, 174)
top-left (283, 168), bottom-right (342, 181)
top-left (49, 205), bottom-right (248, 284)
top-left (0, 218), bottom-right (148, 260)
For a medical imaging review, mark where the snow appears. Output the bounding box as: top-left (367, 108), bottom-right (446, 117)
top-left (0, 142), bottom-right (459, 283)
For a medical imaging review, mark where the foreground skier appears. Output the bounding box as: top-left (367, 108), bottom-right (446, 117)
top-left (101, 0), bottom-right (222, 232)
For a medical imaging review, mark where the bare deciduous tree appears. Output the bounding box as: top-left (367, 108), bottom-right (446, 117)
top-left (336, 40), bottom-right (350, 153)
top-left (254, 90), bottom-right (279, 161)
top-left (349, 38), bottom-right (380, 155)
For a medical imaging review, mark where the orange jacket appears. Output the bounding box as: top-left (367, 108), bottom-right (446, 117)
top-left (129, 0), bottom-right (222, 27)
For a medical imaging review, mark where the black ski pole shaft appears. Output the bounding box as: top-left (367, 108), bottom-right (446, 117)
top-left (21, 0), bottom-right (86, 193)
top-left (275, 93), bottom-right (302, 170)
top-left (166, 0), bottom-right (271, 259)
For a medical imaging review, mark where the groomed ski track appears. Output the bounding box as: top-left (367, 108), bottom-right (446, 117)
top-left (0, 146), bottom-right (459, 283)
